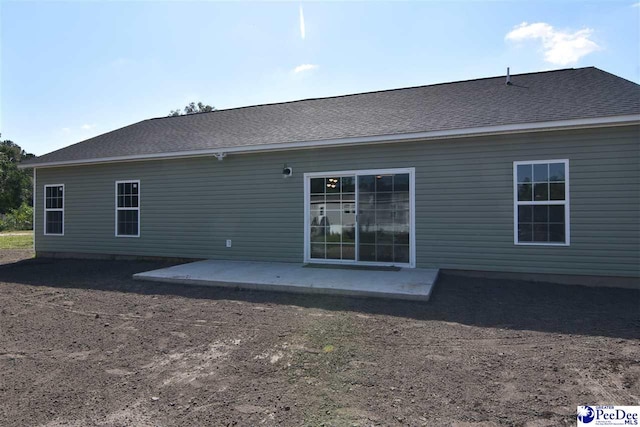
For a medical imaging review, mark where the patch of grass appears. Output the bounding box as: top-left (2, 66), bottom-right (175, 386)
top-left (298, 316), bottom-right (359, 376)
top-left (287, 315), bottom-right (365, 425)
top-left (0, 233), bottom-right (33, 249)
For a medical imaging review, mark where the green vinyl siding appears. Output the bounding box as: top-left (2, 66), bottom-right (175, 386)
top-left (35, 125), bottom-right (640, 277)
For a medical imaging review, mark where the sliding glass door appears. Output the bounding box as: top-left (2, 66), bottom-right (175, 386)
top-left (305, 168), bottom-right (414, 267)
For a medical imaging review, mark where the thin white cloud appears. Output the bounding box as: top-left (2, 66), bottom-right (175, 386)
top-left (292, 64), bottom-right (318, 73)
top-left (632, 2), bottom-right (640, 7)
top-left (61, 124), bottom-right (96, 133)
top-left (505, 22), bottom-right (601, 66)
top-left (299, 5), bottom-right (306, 40)
top-left (109, 57), bottom-right (132, 68)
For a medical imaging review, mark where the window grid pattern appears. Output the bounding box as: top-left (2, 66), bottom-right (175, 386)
top-left (44, 185), bottom-right (64, 235)
top-left (515, 161), bottom-right (568, 244)
top-left (357, 174), bottom-right (410, 263)
top-left (309, 176), bottom-right (356, 260)
top-left (309, 173), bottom-right (411, 264)
top-left (116, 181), bottom-right (140, 237)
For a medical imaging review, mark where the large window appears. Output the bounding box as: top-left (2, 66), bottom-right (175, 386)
top-left (44, 184), bottom-right (64, 235)
top-left (115, 180), bottom-right (140, 237)
top-left (514, 160), bottom-right (569, 245)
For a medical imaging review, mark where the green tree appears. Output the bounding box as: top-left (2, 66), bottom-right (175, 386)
top-left (0, 134), bottom-right (35, 214)
top-left (169, 102), bottom-right (215, 116)
top-left (0, 203), bottom-right (33, 231)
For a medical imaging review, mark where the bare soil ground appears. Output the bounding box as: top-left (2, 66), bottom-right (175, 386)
top-left (0, 250), bottom-right (638, 427)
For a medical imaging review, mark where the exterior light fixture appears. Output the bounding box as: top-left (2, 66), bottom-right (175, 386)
top-left (283, 165), bottom-right (293, 178)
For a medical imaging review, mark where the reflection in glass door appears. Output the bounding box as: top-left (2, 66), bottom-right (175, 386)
top-left (307, 170), bottom-right (413, 266)
top-left (309, 176), bottom-right (356, 260)
top-left (357, 173), bottom-right (410, 263)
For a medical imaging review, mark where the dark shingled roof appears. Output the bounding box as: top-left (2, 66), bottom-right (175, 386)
top-left (23, 67), bottom-right (640, 166)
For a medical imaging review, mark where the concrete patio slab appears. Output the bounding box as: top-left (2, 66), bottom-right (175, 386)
top-left (133, 260), bottom-right (439, 301)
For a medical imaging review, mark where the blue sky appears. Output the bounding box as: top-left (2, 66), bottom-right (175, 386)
top-left (1, 1), bottom-right (638, 155)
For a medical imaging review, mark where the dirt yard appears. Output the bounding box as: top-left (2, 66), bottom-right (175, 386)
top-left (0, 250), bottom-right (638, 427)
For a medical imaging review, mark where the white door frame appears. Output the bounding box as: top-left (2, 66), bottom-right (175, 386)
top-left (303, 167), bottom-right (416, 268)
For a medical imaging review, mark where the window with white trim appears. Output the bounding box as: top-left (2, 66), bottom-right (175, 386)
top-left (44, 184), bottom-right (64, 235)
top-left (116, 181), bottom-right (140, 237)
top-left (514, 160), bottom-right (569, 245)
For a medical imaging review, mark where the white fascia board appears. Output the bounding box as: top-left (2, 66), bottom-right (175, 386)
top-left (20, 114), bottom-right (640, 169)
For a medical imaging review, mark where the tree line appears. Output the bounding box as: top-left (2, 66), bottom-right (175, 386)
top-left (169, 102), bottom-right (214, 116)
top-left (0, 134), bottom-right (34, 230)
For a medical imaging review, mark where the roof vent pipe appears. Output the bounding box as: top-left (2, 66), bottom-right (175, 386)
top-left (506, 67), bottom-right (512, 85)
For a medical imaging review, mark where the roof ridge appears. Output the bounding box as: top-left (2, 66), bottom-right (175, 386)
top-left (149, 67), bottom-right (583, 121)
top-left (589, 66), bottom-right (640, 86)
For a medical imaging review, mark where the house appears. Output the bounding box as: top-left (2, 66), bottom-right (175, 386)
top-left (20, 67), bottom-right (640, 283)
